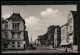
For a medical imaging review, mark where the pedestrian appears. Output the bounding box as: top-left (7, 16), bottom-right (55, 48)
top-left (65, 46), bottom-right (67, 53)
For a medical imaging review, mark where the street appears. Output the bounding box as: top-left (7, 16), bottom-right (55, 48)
top-left (2, 46), bottom-right (77, 53)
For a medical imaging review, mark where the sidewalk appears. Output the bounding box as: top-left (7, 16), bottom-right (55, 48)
top-left (56, 48), bottom-right (78, 53)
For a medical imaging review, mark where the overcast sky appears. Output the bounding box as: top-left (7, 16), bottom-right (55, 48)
top-left (2, 5), bottom-right (77, 42)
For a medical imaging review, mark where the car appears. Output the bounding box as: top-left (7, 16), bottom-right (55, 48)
top-left (28, 44), bottom-right (36, 50)
top-left (32, 44), bottom-right (36, 50)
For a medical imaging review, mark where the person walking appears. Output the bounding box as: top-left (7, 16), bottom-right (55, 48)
top-left (65, 46), bottom-right (67, 53)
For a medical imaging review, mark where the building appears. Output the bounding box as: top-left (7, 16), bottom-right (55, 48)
top-left (2, 19), bottom-right (8, 49)
top-left (37, 34), bottom-right (48, 45)
top-left (60, 11), bottom-right (77, 51)
top-left (30, 36), bottom-right (32, 44)
top-left (24, 30), bottom-right (29, 49)
top-left (60, 23), bottom-right (69, 48)
top-left (54, 28), bottom-right (58, 48)
top-left (2, 13), bottom-right (28, 50)
top-left (47, 25), bottom-right (61, 48)
top-left (67, 11), bottom-right (77, 50)
top-left (34, 39), bottom-right (41, 46)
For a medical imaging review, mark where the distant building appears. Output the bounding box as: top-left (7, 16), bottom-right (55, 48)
top-left (24, 30), bottom-right (29, 49)
top-left (38, 34), bottom-right (48, 45)
top-left (30, 36), bottom-right (32, 44)
top-left (54, 28), bottom-right (58, 48)
top-left (47, 25), bottom-right (61, 48)
top-left (2, 13), bottom-right (28, 50)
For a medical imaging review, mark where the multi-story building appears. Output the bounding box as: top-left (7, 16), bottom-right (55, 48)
top-left (60, 23), bottom-right (69, 47)
top-left (67, 11), bottom-right (77, 50)
top-left (2, 13), bottom-right (28, 50)
top-left (47, 25), bottom-right (61, 48)
top-left (60, 11), bottom-right (77, 51)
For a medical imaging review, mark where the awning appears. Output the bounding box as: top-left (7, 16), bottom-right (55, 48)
top-left (60, 43), bottom-right (70, 45)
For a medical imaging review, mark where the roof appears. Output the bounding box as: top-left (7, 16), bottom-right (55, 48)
top-left (71, 11), bottom-right (77, 17)
top-left (6, 13), bottom-right (25, 23)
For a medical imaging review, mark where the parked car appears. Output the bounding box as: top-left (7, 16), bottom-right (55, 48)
top-left (27, 44), bottom-right (36, 50)
top-left (32, 44), bottom-right (36, 50)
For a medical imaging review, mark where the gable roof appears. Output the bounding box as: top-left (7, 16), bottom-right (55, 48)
top-left (6, 13), bottom-right (25, 23)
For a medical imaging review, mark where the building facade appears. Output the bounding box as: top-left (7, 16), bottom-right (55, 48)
top-left (67, 11), bottom-right (77, 50)
top-left (24, 30), bottom-right (29, 49)
top-left (60, 11), bottom-right (77, 51)
top-left (60, 23), bottom-right (69, 47)
top-left (46, 25), bottom-right (61, 48)
top-left (2, 13), bottom-right (27, 50)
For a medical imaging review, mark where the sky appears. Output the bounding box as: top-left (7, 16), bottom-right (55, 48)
top-left (2, 5), bottom-right (77, 42)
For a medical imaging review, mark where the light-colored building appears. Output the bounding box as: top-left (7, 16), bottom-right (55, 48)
top-left (60, 11), bottom-right (77, 51)
top-left (60, 23), bottom-right (69, 47)
top-left (54, 28), bottom-right (58, 48)
top-left (67, 11), bottom-right (77, 50)
top-left (2, 13), bottom-right (27, 50)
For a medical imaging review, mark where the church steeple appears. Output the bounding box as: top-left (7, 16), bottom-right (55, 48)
top-left (30, 36), bottom-right (32, 44)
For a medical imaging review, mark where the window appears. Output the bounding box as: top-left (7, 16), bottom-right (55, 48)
top-left (12, 34), bottom-right (14, 39)
top-left (68, 26), bottom-right (70, 32)
top-left (17, 34), bottom-right (20, 39)
top-left (11, 32), bottom-right (15, 39)
top-left (12, 42), bottom-right (15, 48)
top-left (12, 34), bottom-right (15, 39)
top-left (17, 32), bottom-right (21, 39)
top-left (18, 42), bottom-right (20, 44)
top-left (70, 26), bottom-right (72, 32)
top-left (5, 24), bottom-right (7, 30)
top-left (13, 23), bottom-right (19, 30)
top-left (5, 33), bottom-right (7, 39)
top-left (12, 42), bottom-right (15, 44)
top-left (12, 45), bottom-right (15, 47)
top-left (18, 45), bottom-right (20, 47)
top-left (17, 42), bottom-right (20, 47)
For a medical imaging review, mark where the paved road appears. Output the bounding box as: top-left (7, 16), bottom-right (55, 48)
top-left (2, 47), bottom-right (77, 53)
top-left (2, 49), bottom-right (65, 53)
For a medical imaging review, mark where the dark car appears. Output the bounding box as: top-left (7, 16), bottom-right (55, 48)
top-left (28, 44), bottom-right (36, 50)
